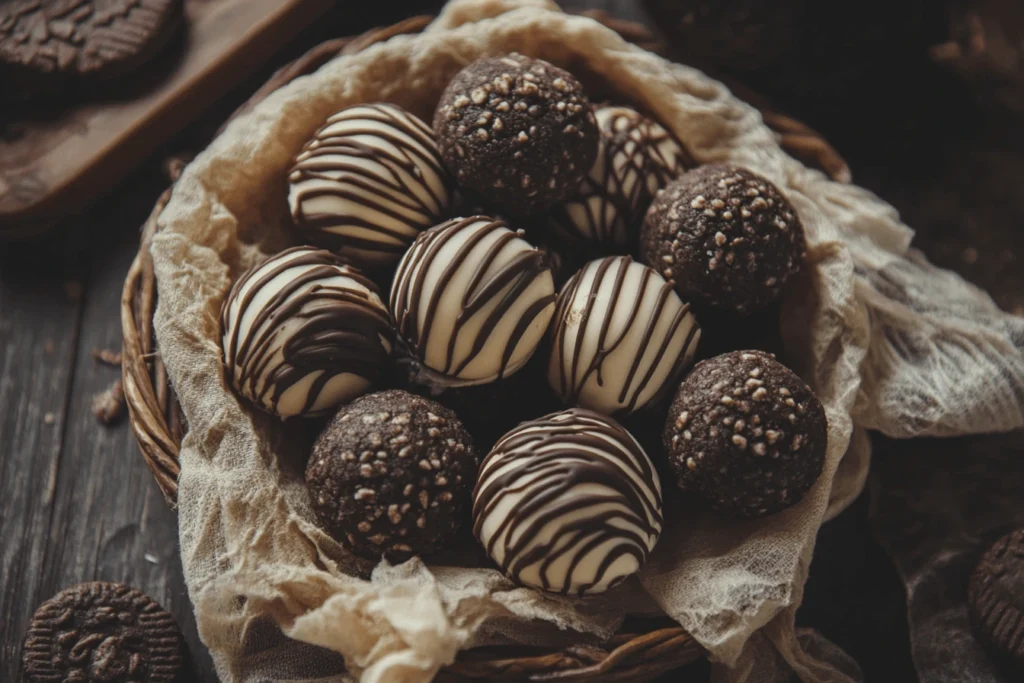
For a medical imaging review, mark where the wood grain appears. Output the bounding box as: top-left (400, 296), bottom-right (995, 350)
top-left (0, 0), bottom-right (334, 238)
top-left (0, 2), bottom-right (952, 682)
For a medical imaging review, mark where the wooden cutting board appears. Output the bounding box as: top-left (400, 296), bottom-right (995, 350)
top-left (0, 0), bottom-right (333, 238)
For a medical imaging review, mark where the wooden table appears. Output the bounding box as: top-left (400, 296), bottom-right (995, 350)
top-left (3, 1), bottom-right (1020, 681)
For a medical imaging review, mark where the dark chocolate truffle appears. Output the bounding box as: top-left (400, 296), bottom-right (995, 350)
top-left (23, 582), bottom-right (185, 683)
top-left (306, 390), bottom-right (477, 562)
top-left (433, 53), bottom-right (598, 215)
top-left (640, 164), bottom-right (806, 316)
top-left (968, 528), bottom-right (1024, 672)
top-left (663, 350), bottom-right (826, 517)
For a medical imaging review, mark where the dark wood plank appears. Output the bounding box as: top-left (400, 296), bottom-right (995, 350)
top-left (31, 162), bottom-right (218, 682)
top-left (0, 227), bottom-right (86, 677)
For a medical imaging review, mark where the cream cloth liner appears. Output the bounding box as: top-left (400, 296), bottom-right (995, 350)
top-left (149, 1), bottom-right (1024, 681)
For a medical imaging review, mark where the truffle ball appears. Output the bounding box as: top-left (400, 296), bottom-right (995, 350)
top-left (221, 247), bottom-right (392, 418)
top-left (551, 105), bottom-right (693, 248)
top-left (473, 408), bottom-right (662, 595)
top-left (306, 390), bottom-right (477, 562)
top-left (640, 164), bottom-right (806, 316)
top-left (433, 53), bottom-right (598, 215)
top-left (288, 103), bottom-right (452, 267)
top-left (548, 256), bottom-right (701, 415)
top-left (664, 350), bottom-right (826, 517)
top-left (390, 216), bottom-right (557, 388)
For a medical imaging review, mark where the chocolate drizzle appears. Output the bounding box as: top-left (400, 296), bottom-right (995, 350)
top-left (221, 246), bottom-right (392, 418)
top-left (472, 408), bottom-right (662, 595)
top-left (289, 103), bottom-right (451, 265)
top-left (390, 216), bottom-right (557, 387)
top-left (549, 256), bottom-right (700, 415)
top-left (551, 106), bottom-right (693, 248)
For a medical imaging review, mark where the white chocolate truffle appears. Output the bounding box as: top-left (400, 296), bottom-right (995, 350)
top-left (390, 216), bottom-right (557, 387)
top-left (288, 103), bottom-right (451, 267)
top-left (551, 106), bottom-right (692, 247)
top-left (473, 408), bottom-right (663, 595)
top-left (221, 247), bottom-right (392, 418)
top-left (548, 256), bottom-right (700, 415)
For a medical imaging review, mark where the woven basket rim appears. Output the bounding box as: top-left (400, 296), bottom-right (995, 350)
top-left (120, 9), bottom-right (849, 681)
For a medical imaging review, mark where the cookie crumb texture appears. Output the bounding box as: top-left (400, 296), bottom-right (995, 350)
top-left (641, 164), bottom-right (806, 315)
top-left (306, 390), bottom-right (477, 562)
top-left (664, 350), bottom-right (826, 517)
top-left (433, 53), bottom-right (598, 215)
top-left (0, 0), bottom-right (184, 93)
top-left (23, 581), bottom-right (184, 683)
top-left (968, 527), bottom-right (1024, 672)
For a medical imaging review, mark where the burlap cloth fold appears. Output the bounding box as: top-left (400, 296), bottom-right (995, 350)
top-left (148, 1), bottom-right (1024, 681)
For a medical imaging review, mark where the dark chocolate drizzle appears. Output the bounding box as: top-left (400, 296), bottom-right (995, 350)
top-left (289, 103), bottom-right (451, 261)
top-left (390, 216), bottom-right (556, 385)
top-left (472, 408), bottom-right (663, 595)
top-left (222, 246), bottom-right (393, 417)
top-left (550, 256), bottom-right (700, 414)
top-left (551, 107), bottom-right (693, 247)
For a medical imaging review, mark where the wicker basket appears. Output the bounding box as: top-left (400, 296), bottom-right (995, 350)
top-left (120, 12), bottom-right (848, 682)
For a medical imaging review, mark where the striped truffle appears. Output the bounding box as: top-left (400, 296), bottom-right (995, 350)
top-left (473, 408), bottom-right (663, 595)
top-left (288, 103), bottom-right (452, 267)
top-left (221, 246), bottom-right (392, 419)
top-left (548, 256), bottom-right (700, 416)
top-left (551, 106), bottom-right (693, 248)
top-left (390, 216), bottom-right (557, 387)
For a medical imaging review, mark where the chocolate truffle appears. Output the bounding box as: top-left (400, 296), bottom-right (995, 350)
top-left (968, 528), bottom-right (1024, 672)
top-left (548, 256), bottom-right (701, 416)
top-left (306, 390), bottom-right (477, 562)
top-left (288, 103), bottom-right (452, 267)
top-left (640, 164), bottom-right (806, 316)
top-left (221, 246), bottom-right (392, 419)
top-left (473, 408), bottom-right (662, 595)
top-left (390, 216), bottom-right (557, 387)
top-left (23, 582), bottom-right (185, 683)
top-left (664, 350), bottom-right (826, 517)
top-left (551, 105), bottom-right (693, 248)
top-left (433, 53), bottom-right (598, 215)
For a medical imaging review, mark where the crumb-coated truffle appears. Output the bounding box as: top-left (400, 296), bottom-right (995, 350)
top-left (433, 53), bottom-right (598, 215)
top-left (968, 528), bottom-right (1024, 672)
top-left (640, 164), bottom-right (806, 316)
top-left (663, 350), bottom-right (826, 517)
top-left (306, 390), bottom-right (477, 561)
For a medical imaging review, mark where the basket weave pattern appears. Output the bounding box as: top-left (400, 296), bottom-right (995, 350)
top-left (120, 13), bottom-right (848, 682)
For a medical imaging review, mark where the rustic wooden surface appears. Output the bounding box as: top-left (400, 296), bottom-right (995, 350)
top-left (0, 0), bottom-right (335, 238)
top-left (5, 1), bottom-right (1022, 681)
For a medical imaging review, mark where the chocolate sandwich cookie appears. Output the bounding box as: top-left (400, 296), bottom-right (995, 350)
top-left (1, 0), bottom-right (185, 98)
top-left (23, 582), bottom-right (185, 683)
top-left (969, 527), bottom-right (1024, 673)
